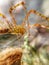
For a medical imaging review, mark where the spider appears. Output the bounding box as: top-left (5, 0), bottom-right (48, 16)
top-left (0, 1), bottom-right (49, 35)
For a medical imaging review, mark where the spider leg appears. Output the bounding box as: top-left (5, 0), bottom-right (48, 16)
top-left (9, 2), bottom-right (27, 27)
top-left (0, 13), bottom-right (12, 32)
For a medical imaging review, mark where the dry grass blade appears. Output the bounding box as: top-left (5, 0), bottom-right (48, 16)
top-left (0, 48), bottom-right (22, 65)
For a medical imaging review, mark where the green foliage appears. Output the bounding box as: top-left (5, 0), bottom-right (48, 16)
top-left (21, 34), bottom-right (49, 65)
